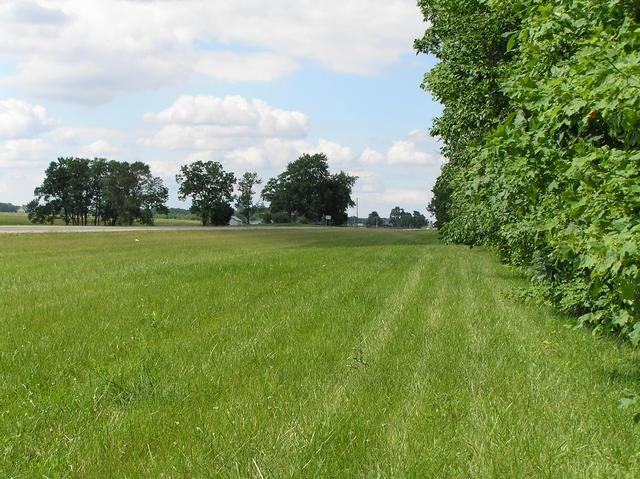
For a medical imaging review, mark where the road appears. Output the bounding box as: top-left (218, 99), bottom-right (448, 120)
top-left (0, 225), bottom-right (335, 234)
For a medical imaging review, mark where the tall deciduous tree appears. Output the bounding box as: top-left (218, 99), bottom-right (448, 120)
top-left (367, 211), bottom-right (381, 227)
top-left (176, 161), bottom-right (236, 226)
top-left (236, 172), bottom-right (261, 224)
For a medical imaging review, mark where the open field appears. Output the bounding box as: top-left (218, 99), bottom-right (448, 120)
top-left (1, 229), bottom-right (639, 477)
top-left (0, 213), bottom-right (202, 227)
top-left (0, 212), bottom-right (31, 225)
top-left (154, 216), bottom-right (202, 226)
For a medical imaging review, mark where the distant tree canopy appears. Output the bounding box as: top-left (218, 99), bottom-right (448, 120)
top-left (367, 211), bottom-right (382, 227)
top-left (0, 202), bottom-right (20, 213)
top-left (176, 161), bottom-right (236, 226)
top-left (388, 207), bottom-right (428, 229)
top-left (26, 158), bottom-right (168, 225)
top-left (262, 153), bottom-right (357, 225)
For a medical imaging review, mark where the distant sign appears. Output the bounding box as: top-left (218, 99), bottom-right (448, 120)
top-left (326, 215), bottom-right (331, 220)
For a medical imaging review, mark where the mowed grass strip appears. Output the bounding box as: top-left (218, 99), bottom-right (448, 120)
top-left (0, 229), bottom-right (638, 478)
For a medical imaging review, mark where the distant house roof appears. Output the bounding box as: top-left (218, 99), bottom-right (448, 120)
top-left (229, 215), bottom-right (243, 225)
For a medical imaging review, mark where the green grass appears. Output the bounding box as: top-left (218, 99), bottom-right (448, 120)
top-left (0, 212), bottom-right (31, 225)
top-left (153, 216), bottom-right (202, 226)
top-left (0, 212), bottom-right (203, 227)
top-left (1, 229), bottom-right (638, 477)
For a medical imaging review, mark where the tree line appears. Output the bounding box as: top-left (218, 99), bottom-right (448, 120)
top-left (26, 152), bottom-right (358, 227)
top-left (0, 202), bottom-right (20, 213)
top-left (27, 158), bottom-right (168, 225)
top-left (416, 0), bottom-right (639, 343)
top-left (366, 209), bottom-right (428, 228)
top-left (177, 152), bottom-right (356, 226)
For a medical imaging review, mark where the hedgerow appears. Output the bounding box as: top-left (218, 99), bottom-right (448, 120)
top-left (417, 0), bottom-right (640, 343)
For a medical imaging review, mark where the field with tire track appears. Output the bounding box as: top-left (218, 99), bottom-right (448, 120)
top-left (1, 229), bottom-right (638, 477)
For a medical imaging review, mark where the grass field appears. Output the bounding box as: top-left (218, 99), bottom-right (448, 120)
top-left (0, 212), bottom-right (31, 225)
top-left (0, 213), bottom-right (202, 227)
top-left (1, 229), bottom-right (639, 477)
top-left (154, 217), bottom-right (202, 226)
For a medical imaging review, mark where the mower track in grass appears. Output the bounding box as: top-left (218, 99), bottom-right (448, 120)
top-left (0, 228), bottom-right (638, 477)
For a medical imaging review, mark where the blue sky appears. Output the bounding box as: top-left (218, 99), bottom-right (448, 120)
top-left (0, 0), bottom-right (443, 217)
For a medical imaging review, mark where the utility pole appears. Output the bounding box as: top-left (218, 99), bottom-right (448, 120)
top-left (356, 197), bottom-right (359, 228)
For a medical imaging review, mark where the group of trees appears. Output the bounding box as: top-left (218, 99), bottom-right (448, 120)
top-left (27, 158), bottom-right (168, 225)
top-left (262, 153), bottom-right (357, 226)
top-left (0, 202), bottom-right (20, 213)
top-left (366, 209), bottom-right (428, 228)
top-left (416, 0), bottom-right (640, 342)
top-left (389, 208), bottom-right (427, 229)
top-left (175, 153), bottom-right (356, 226)
top-left (24, 152), bottom-right (357, 228)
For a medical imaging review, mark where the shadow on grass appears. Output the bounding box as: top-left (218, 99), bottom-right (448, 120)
top-left (283, 230), bottom-right (443, 250)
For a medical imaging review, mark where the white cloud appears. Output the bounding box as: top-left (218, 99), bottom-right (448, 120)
top-left (359, 147), bottom-right (385, 165)
top-left (387, 139), bottom-right (434, 165)
top-left (76, 140), bottom-right (118, 158)
top-left (381, 188), bottom-right (428, 205)
top-left (356, 131), bottom-right (442, 167)
top-left (147, 160), bottom-right (181, 179)
top-left (0, 138), bottom-right (49, 167)
top-left (223, 147), bottom-right (267, 169)
top-left (0, 98), bottom-right (57, 139)
top-left (7, 1), bottom-right (70, 25)
top-left (0, 0), bottom-right (424, 103)
top-left (313, 139), bottom-right (353, 166)
top-left (48, 126), bottom-right (124, 143)
top-left (195, 52), bottom-right (298, 82)
top-left (0, 167), bottom-right (44, 204)
top-left (141, 95), bottom-right (309, 149)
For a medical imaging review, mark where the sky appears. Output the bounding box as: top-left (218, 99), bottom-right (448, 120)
top-left (0, 0), bottom-right (443, 217)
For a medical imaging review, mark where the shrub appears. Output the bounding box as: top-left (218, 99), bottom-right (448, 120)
top-left (418, 0), bottom-right (640, 343)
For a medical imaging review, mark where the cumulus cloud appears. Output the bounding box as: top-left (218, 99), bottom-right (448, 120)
top-left (0, 167), bottom-right (45, 204)
top-left (387, 139), bottom-right (434, 166)
top-left (195, 52), bottom-right (298, 82)
top-left (141, 95), bottom-right (309, 149)
top-left (381, 188), bottom-right (428, 205)
top-left (8, 1), bottom-right (70, 25)
top-left (76, 140), bottom-right (118, 158)
top-left (0, 98), bottom-right (57, 139)
top-left (0, 0), bottom-right (424, 103)
top-left (385, 130), bottom-right (441, 166)
top-left (0, 138), bottom-right (49, 167)
top-left (359, 147), bottom-right (385, 165)
top-left (356, 131), bottom-right (442, 167)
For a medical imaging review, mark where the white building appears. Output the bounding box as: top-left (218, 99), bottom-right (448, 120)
top-left (229, 216), bottom-right (243, 226)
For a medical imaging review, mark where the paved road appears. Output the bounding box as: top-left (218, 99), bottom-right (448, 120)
top-left (0, 225), bottom-right (334, 234)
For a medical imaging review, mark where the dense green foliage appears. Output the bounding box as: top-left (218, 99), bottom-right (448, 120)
top-left (367, 211), bottom-right (382, 227)
top-left (0, 202), bottom-right (20, 213)
top-left (262, 153), bottom-right (357, 225)
top-left (176, 161), bottom-right (236, 226)
top-left (389, 207), bottom-right (428, 228)
top-left (417, 0), bottom-right (640, 343)
top-left (1, 229), bottom-right (639, 476)
top-left (26, 158), bottom-right (168, 226)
